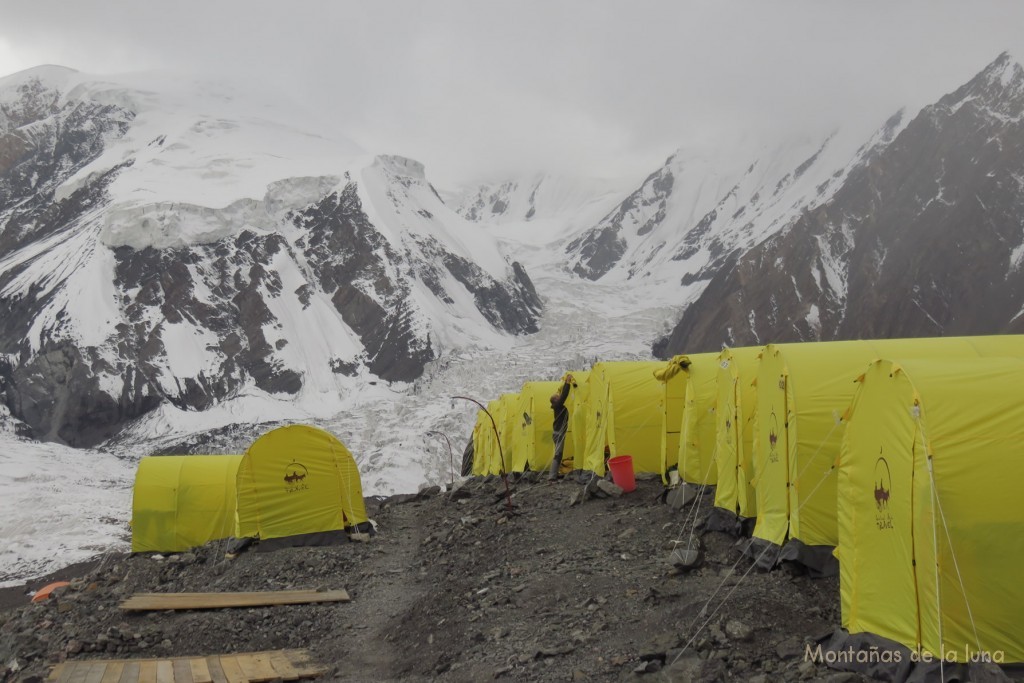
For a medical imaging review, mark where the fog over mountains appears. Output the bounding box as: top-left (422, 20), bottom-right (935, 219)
top-left (1, 52), bottom-right (1024, 581)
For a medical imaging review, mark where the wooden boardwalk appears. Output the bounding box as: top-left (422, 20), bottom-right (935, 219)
top-left (48, 648), bottom-right (326, 682)
top-left (119, 589), bottom-right (350, 611)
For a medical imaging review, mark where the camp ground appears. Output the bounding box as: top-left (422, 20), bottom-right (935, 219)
top-left (131, 425), bottom-right (369, 554)
top-left (576, 361), bottom-right (667, 477)
top-left (708, 345), bottom-right (761, 531)
top-left (654, 352), bottom-right (723, 487)
top-left (838, 357), bottom-right (1024, 664)
top-left (749, 334), bottom-right (1024, 575)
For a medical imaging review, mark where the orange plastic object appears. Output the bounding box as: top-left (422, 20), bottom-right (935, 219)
top-left (30, 581), bottom-right (70, 603)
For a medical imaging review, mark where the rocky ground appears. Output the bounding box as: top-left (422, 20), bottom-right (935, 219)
top-left (0, 474), bottom-right (1016, 682)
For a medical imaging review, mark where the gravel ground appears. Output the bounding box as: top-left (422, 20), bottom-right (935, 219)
top-left (1, 474), bottom-right (1016, 682)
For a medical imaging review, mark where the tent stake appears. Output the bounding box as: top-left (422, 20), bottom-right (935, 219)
top-left (453, 396), bottom-right (514, 513)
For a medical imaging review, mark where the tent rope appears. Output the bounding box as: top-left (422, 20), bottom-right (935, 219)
top-left (668, 540), bottom-right (775, 667)
top-left (681, 445), bottom-right (719, 556)
top-left (916, 417), bottom-right (982, 661)
top-left (927, 454), bottom-right (945, 683)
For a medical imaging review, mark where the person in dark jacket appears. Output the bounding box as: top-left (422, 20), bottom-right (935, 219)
top-left (548, 374), bottom-right (575, 480)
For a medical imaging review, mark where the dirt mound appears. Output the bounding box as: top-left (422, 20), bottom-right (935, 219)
top-left (2, 475), bottom-right (874, 682)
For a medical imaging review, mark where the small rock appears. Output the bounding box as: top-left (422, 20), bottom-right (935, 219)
top-left (65, 640), bottom-right (83, 655)
top-left (775, 637), bottom-right (803, 659)
top-left (596, 480), bottom-right (624, 498)
top-left (668, 543), bottom-right (703, 570)
top-left (797, 660), bottom-right (815, 678)
top-left (724, 619), bottom-right (753, 642)
top-left (617, 527), bottom-right (637, 540)
top-left (666, 484), bottom-right (697, 510)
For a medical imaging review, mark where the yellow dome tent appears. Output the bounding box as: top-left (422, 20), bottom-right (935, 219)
top-left (236, 425), bottom-right (368, 547)
top-left (131, 455), bottom-right (242, 553)
top-left (578, 361), bottom-right (666, 477)
top-left (838, 357), bottom-right (1024, 663)
top-left (709, 345), bottom-right (761, 530)
top-left (751, 334), bottom-right (1024, 574)
top-left (654, 352), bottom-right (722, 485)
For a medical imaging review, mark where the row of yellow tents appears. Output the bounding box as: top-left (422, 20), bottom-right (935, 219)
top-left (468, 334), bottom-right (1024, 663)
top-left (131, 425), bottom-right (369, 553)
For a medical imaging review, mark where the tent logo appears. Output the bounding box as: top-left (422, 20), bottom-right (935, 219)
top-left (284, 461), bottom-right (310, 493)
top-left (768, 411), bottom-right (780, 464)
top-left (874, 454), bottom-right (893, 530)
top-left (725, 418), bottom-right (733, 445)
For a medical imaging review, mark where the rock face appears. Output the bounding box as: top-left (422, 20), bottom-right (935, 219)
top-left (0, 69), bottom-right (542, 446)
top-left (657, 52), bottom-right (1024, 354)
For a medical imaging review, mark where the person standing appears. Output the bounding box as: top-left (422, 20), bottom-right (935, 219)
top-left (548, 374), bottom-right (575, 480)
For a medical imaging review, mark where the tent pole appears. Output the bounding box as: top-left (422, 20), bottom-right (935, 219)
top-left (453, 396), bottom-right (513, 513)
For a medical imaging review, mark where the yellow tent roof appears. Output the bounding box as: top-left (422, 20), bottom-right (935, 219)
top-left (839, 357), bottom-right (1024, 662)
top-left (131, 455), bottom-right (242, 553)
top-left (236, 425), bottom-right (367, 542)
top-left (752, 334), bottom-right (1024, 553)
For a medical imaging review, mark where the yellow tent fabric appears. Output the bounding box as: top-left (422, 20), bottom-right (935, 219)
top-left (654, 353), bottom-right (721, 484)
top-left (752, 335), bottom-right (1024, 554)
top-left (515, 381), bottom-right (560, 472)
top-left (131, 455), bottom-right (242, 553)
top-left (579, 361), bottom-right (666, 477)
top-left (713, 346), bottom-right (760, 519)
top-left (565, 371), bottom-right (590, 471)
top-left (471, 410), bottom-right (491, 476)
top-left (236, 425), bottom-right (368, 542)
top-left (496, 392), bottom-right (521, 472)
top-left (839, 358), bottom-right (1024, 663)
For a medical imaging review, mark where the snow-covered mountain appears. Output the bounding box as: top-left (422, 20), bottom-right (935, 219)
top-left (563, 117), bottom-right (908, 293)
top-left (657, 51), bottom-right (1024, 353)
top-left (0, 66), bottom-right (542, 447)
top-left (453, 173), bottom-right (629, 225)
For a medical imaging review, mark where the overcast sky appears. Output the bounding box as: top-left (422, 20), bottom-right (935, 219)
top-left (2, 1), bottom-right (1023, 187)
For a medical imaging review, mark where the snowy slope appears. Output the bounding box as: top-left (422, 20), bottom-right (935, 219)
top-left (565, 116), bottom-right (908, 290)
top-left (0, 66), bottom-right (541, 448)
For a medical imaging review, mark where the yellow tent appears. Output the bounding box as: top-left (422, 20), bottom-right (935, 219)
top-left (711, 345), bottom-right (761, 525)
top-left (751, 335), bottom-right (1024, 573)
top-left (470, 394), bottom-right (518, 475)
top-left (566, 371), bottom-right (590, 471)
top-left (578, 361), bottom-right (666, 477)
top-left (131, 455), bottom-right (242, 553)
top-left (471, 409), bottom-right (491, 476)
top-left (839, 358), bottom-right (1024, 663)
top-left (654, 353), bottom-right (722, 485)
top-left (236, 425), bottom-right (368, 546)
top-left (514, 381), bottom-right (560, 471)
top-left (496, 392), bottom-right (521, 472)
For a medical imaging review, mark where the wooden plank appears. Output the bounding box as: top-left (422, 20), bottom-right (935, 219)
top-left (189, 658), bottom-right (212, 683)
top-left (155, 661), bottom-right (174, 683)
top-left (288, 650), bottom-right (327, 678)
top-left (120, 590), bottom-right (349, 611)
top-left (205, 657), bottom-right (228, 683)
top-left (51, 661), bottom-right (74, 683)
top-left (138, 660), bottom-right (157, 683)
top-left (48, 662), bottom-right (68, 683)
top-left (84, 663), bottom-right (109, 683)
top-left (236, 654), bottom-right (277, 682)
top-left (216, 656), bottom-right (248, 683)
top-left (118, 662), bottom-right (140, 683)
top-left (67, 662), bottom-right (96, 683)
top-left (99, 662), bottom-right (124, 683)
top-left (267, 652), bottom-right (299, 680)
top-left (171, 659), bottom-right (194, 683)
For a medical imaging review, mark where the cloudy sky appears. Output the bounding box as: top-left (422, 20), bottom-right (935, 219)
top-left (2, 0), bottom-right (1023, 187)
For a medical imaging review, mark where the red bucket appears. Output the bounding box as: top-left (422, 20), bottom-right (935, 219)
top-left (607, 455), bottom-right (636, 493)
